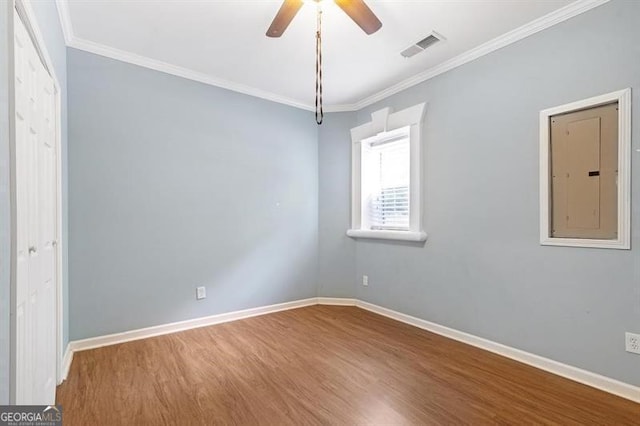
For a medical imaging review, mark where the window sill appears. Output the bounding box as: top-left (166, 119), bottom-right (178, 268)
top-left (346, 229), bottom-right (427, 242)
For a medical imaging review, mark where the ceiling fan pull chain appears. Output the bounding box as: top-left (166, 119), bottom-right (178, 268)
top-left (315, 5), bottom-right (323, 125)
top-left (266, 0), bottom-right (382, 124)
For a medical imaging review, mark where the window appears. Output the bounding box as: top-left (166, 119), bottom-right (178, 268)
top-left (347, 104), bottom-right (426, 242)
top-left (362, 127), bottom-right (410, 231)
top-left (539, 89), bottom-right (631, 249)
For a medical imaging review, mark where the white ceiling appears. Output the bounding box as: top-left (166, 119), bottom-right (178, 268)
top-left (59, 0), bottom-right (589, 110)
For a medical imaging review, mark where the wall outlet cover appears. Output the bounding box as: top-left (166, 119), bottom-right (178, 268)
top-left (626, 332), bottom-right (640, 354)
top-left (196, 286), bottom-right (206, 300)
top-left (362, 275), bottom-right (368, 286)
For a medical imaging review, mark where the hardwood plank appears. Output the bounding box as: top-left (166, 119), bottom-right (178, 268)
top-left (56, 306), bottom-right (640, 425)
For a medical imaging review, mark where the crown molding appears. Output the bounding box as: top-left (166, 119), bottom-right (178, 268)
top-left (350, 0), bottom-right (611, 111)
top-left (54, 1), bottom-right (316, 111)
top-left (69, 37), bottom-right (316, 111)
top-left (323, 104), bottom-right (358, 113)
top-left (54, 0), bottom-right (72, 45)
top-left (55, 0), bottom-right (610, 114)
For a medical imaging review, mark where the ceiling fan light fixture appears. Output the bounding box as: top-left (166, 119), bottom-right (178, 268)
top-left (266, 0), bottom-right (382, 124)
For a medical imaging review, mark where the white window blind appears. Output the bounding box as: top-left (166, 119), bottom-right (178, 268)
top-left (362, 128), bottom-right (410, 231)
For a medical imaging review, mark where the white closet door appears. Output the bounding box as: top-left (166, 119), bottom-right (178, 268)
top-left (14, 12), bottom-right (58, 405)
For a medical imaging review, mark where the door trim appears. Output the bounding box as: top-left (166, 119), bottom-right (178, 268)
top-left (9, 0), bottom-right (65, 402)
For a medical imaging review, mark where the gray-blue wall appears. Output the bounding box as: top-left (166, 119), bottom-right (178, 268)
top-left (67, 48), bottom-right (319, 339)
top-left (319, 0), bottom-right (640, 386)
top-left (318, 112), bottom-right (356, 298)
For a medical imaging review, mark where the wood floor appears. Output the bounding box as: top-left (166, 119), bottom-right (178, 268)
top-left (57, 305), bottom-right (639, 425)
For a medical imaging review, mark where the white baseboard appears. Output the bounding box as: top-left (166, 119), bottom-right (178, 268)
top-left (351, 299), bottom-right (640, 404)
top-left (58, 345), bottom-right (73, 384)
top-left (63, 296), bottom-right (640, 403)
top-left (317, 297), bottom-right (357, 306)
top-left (69, 297), bottom-right (318, 354)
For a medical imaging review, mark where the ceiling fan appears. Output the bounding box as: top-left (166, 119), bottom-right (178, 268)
top-left (266, 0), bottom-right (382, 124)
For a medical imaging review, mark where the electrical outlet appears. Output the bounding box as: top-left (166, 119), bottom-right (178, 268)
top-left (362, 275), bottom-right (368, 286)
top-left (626, 332), bottom-right (640, 354)
top-left (196, 286), bottom-right (206, 300)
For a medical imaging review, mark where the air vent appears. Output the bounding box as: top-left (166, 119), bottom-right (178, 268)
top-left (401, 32), bottom-right (444, 58)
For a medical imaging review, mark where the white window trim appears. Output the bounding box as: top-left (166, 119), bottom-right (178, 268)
top-left (347, 103), bottom-right (427, 242)
top-left (539, 88), bottom-right (631, 250)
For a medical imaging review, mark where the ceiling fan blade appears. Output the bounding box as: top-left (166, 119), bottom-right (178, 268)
top-left (334, 0), bottom-right (382, 35)
top-left (266, 0), bottom-right (304, 38)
